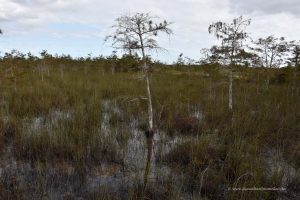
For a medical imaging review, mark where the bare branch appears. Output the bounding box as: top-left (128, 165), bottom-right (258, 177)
top-left (105, 12), bottom-right (173, 60)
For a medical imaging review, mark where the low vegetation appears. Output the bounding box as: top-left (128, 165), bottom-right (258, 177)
top-left (0, 55), bottom-right (299, 199)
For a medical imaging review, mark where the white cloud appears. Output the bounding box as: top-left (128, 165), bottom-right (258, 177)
top-left (229, 0), bottom-right (300, 17)
top-left (0, 0), bottom-right (300, 62)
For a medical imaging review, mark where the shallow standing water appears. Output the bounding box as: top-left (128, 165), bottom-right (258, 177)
top-left (0, 99), bottom-right (198, 199)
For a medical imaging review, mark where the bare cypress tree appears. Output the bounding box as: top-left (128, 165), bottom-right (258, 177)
top-left (208, 16), bottom-right (251, 111)
top-left (253, 36), bottom-right (289, 68)
top-left (288, 41), bottom-right (300, 67)
top-left (251, 36), bottom-right (289, 90)
top-left (106, 13), bottom-right (173, 134)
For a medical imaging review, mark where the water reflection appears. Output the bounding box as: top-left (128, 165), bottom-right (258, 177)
top-left (143, 132), bottom-right (154, 192)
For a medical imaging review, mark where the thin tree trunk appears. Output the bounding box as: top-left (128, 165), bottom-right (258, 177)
top-left (138, 26), bottom-right (154, 134)
top-left (264, 44), bottom-right (268, 68)
top-left (145, 62), bottom-right (154, 133)
top-left (229, 44), bottom-right (235, 112)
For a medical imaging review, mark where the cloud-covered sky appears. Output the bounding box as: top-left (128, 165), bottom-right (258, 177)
top-left (0, 0), bottom-right (300, 63)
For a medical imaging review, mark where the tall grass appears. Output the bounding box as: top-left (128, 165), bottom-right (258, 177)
top-left (0, 58), bottom-right (299, 199)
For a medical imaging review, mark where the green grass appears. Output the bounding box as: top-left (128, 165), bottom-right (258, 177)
top-left (0, 58), bottom-right (299, 199)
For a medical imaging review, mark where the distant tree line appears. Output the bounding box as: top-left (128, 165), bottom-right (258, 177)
top-left (199, 21), bottom-right (300, 69)
top-left (1, 16), bottom-right (299, 69)
top-left (1, 13), bottom-right (299, 128)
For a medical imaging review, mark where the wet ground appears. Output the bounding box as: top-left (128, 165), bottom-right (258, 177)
top-left (0, 99), bottom-right (299, 199)
top-left (0, 99), bottom-right (197, 199)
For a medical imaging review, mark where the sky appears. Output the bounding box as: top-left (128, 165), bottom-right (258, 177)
top-left (0, 0), bottom-right (300, 63)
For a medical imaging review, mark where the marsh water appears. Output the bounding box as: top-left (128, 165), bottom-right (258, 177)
top-left (0, 99), bottom-right (197, 199)
top-left (87, 100), bottom-right (193, 196)
top-left (0, 99), bottom-right (297, 199)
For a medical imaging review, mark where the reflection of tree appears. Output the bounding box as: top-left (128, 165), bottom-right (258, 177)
top-left (143, 133), bottom-right (154, 193)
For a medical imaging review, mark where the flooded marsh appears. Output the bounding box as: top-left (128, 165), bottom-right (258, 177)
top-left (0, 61), bottom-right (299, 199)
